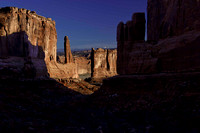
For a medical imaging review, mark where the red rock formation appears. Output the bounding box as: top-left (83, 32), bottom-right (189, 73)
top-left (99, 2), bottom-right (200, 132)
top-left (91, 48), bottom-right (117, 78)
top-left (75, 57), bottom-right (91, 75)
top-left (0, 7), bottom-right (57, 60)
top-left (117, 13), bottom-right (145, 43)
top-left (57, 49), bottom-right (91, 76)
top-left (57, 55), bottom-right (65, 64)
top-left (117, 13), bottom-right (146, 74)
top-left (155, 31), bottom-right (200, 72)
top-left (0, 7), bottom-right (78, 79)
top-left (47, 61), bottom-right (78, 79)
top-left (64, 36), bottom-right (73, 63)
top-left (117, 2), bottom-right (200, 75)
top-left (117, 30), bottom-right (200, 74)
top-left (147, 0), bottom-right (200, 41)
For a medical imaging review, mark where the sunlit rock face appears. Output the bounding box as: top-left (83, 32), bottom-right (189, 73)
top-left (75, 57), bottom-right (91, 75)
top-left (0, 7), bottom-right (78, 79)
top-left (47, 61), bottom-right (78, 79)
top-left (91, 48), bottom-right (117, 78)
top-left (147, 0), bottom-right (200, 41)
top-left (0, 7), bottom-right (57, 60)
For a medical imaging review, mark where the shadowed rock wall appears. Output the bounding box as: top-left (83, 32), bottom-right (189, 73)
top-left (147, 0), bottom-right (200, 41)
top-left (117, 13), bottom-right (146, 74)
top-left (100, 3), bottom-right (200, 131)
top-left (117, 0), bottom-right (200, 75)
top-left (147, 0), bottom-right (200, 73)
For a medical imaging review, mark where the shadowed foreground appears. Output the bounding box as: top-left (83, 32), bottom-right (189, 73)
top-left (0, 75), bottom-right (199, 133)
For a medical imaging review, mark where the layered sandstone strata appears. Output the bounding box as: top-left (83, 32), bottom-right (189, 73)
top-left (0, 7), bottom-right (78, 79)
top-left (91, 48), bottom-right (117, 78)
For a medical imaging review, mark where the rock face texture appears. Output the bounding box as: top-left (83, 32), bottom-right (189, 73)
top-left (147, 0), bottom-right (200, 41)
top-left (117, 13), bottom-right (146, 74)
top-left (155, 31), bottom-right (200, 72)
top-left (57, 50), bottom-right (91, 76)
top-left (118, 42), bottom-right (158, 74)
top-left (117, 3), bottom-right (200, 75)
top-left (64, 36), bottom-right (73, 63)
top-left (47, 60), bottom-right (78, 79)
top-left (75, 57), bottom-right (91, 75)
top-left (99, 2), bottom-right (200, 132)
top-left (0, 7), bottom-right (78, 79)
top-left (0, 7), bottom-right (57, 60)
top-left (91, 48), bottom-right (117, 78)
top-left (57, 55), bottom-right (65, 64)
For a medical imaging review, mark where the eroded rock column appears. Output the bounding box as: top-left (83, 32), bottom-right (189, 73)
top-left (64, 36), bottom-right (73, 63)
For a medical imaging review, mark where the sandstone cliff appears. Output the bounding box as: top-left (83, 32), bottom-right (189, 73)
top-left (91, 48), bottom-right (117, 78)
top-left (57, 50), bottom-right (91, 76)
top-left (99, 2), bottom-right (200, 132)
top-left (147, 0), bottom-right (200, 41)
top-left (117, 13), bottom-right (147, 74)
top-left (75, 57), bottom-right (91, 75)
top-left (0, 7), bottom-right (78, 79)
top-left (0, 7), bottom-right (57, 60)
top-left (117, 8), bottom-right (200, 74)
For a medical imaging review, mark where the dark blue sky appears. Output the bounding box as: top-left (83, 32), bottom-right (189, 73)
top-left (1, 0), bottom-right (147, 50)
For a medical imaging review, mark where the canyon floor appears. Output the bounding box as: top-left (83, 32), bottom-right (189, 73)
top-left (0, 73), bottom-right (200, 133)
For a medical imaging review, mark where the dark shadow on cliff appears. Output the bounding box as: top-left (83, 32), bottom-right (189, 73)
top-left (0, 31), bottom-right (47, 79)
top-left (0, 32), bottom-right (200, 133)
top-left (0, 31), bottom-right (89, 93)
top-left (0, 31), bottom-right (99, 95)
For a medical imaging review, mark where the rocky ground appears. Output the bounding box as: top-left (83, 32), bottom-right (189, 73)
top-left (0, 74), bottom-right (199, 132)
top-left (56, 78), bottom-right (99, 95)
